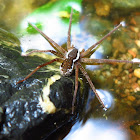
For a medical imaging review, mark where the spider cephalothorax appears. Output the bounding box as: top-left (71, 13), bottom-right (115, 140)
top-left (17, 8), bottom-right (140, 113)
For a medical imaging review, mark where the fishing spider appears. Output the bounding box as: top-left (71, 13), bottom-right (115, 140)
top-left (17, 9), bottom-right (140, 113)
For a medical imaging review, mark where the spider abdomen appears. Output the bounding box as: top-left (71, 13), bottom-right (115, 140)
top-left (60, 58), bottom-right (74, 76)
top-left (60, 48), bottom-right (80, 76)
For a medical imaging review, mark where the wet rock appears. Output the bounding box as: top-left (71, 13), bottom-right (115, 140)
top-left (0, 76), bottom-right (82, 139)
top-left (135, 40), bottom-right (140, 48)
top-left (127, 95), bottom-right (136, 102)
top-left (128, 48), bottom-right (138, 58)
top-left (0, 28), bottom-right (85, 139)
top-left (0, 0), bottom-right (50, 29)
top-left (134, 68), bottom-right (140, 78)
top-left (83, 0), bottom-right (140, 17)
top-left (94, 1), bottom-right (111, 17)
top-left (111, 0), bottom-right (140, 10)
top-left (0, 28), bottom-right (20, 48)
top-left (123, 63), bottom-right (133, 70)
top-left (112, 39), bottom-right (126, 53)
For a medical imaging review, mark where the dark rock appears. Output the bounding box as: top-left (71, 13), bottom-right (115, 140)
top-left (0, 28), bottom-right (85, 139)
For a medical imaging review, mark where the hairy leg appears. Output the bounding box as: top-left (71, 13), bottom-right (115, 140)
top-left (81, 24), bottom-right (122, 57)
top-left (80, 58), bottom-right (140, 64)
top-left (78, 62), bottom-right (106, 109)
top-left (16, 58), bottom-right (63, 84)
top-left (22, 50), bottom-right (63, 57)
top-left (29, 22), bottom-right (66, 55)
top-left (67, 8), bottom-right (73, 51)
top-left (72, 64), bottom-right (79, 114)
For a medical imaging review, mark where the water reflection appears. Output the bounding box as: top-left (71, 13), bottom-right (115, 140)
top-left (97, 89), bottom-right (114, 109)
top-left (20, 16), bottom-right (73, 53)
top-left (85, 89), bottom-right (114, 113)
top-left (64, 119), bottom-right (129, 140)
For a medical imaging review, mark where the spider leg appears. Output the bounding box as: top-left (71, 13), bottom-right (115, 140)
top-left (22, 50), bottom-right (63, 58)
top-left (67, 8), bottom-right (73, 51)
top-left (29, 22), bottom-right (66, 55)
top-left (72, 63), bottom-right (79, 114)
top-left (77, 62), bottom-right (106, 109)
top-left (16, 58), bottom-right (63, 84)
top-left (81, 23), bottom-right (122, 57)
top-left (80, 58), bottom-right (140, 64)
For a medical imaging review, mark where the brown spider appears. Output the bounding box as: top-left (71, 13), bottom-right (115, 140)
top-left (17, 8), bottom-right (140, 113)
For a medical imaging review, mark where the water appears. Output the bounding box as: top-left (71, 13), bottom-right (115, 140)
top-left (0, 0), bottom-right (140, 139)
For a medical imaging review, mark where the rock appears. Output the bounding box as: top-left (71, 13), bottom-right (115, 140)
top-left (94, 1), bottom-right (111, 17)
top-left (134, 68), bottom-right (140, 78)
top-left (0, 28), bottom-right (85, 139)
top-left (111, 0), bottom-right (140, 10)
top-left (128, 48), bottom-right (138, 58)
top-left (112, 39), bottom-right (126, 53)
top-left (127, 95), bottom-right (136, 101)
top-left (135, 40), bottom-right (140, 48)
top-left (83, 0), bottom-right (140, 16)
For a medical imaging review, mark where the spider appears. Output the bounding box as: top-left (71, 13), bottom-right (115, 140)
top-left (17, 8), bottom-right (140, 113)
